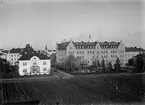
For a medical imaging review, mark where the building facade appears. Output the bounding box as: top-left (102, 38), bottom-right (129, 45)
top-left (125, 47), bottom-right (145, 64)
top-left (18, 44), bottom-right (51, 76)
top-left (56, 40), bottom-right (126, 67)
top-left (7, 48), bottom-right (22, 65)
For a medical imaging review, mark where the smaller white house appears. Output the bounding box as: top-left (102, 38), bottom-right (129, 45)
top-left (18, 44), bottom-right (51, 76)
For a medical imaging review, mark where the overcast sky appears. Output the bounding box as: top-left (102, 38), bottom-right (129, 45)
top-left (0, 0), bottom-right (144, 50)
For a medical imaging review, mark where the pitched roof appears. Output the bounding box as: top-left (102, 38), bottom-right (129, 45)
top-left (2, 50), bottom-right (9, 53)
top-left (125, 47), bottom-right (145, 52)
top-left (19, 44), bottom-right (50, 60)
top-left (19, 52), bottom-right (50, 60)
top-left (57, 41), bottom-right (121, 50)
top-left (10, 48), bottom-right (22, 53)
top-left (99, 41), bottom-right (120, 49)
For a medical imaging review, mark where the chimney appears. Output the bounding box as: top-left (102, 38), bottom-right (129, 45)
top-left (26, 44), bottom-right (30, 48)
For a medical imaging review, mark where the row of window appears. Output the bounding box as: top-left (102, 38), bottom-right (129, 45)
top-left (23, 61), bottom-right (47, 66)
top-left (77, 56), bottom-right (84, 59)
top-left (11, 58), bottom-right (18, 61)
top-left (101, 55), bottom-right (108, 58)
top-left (68, 50), bottom-right (119, 55)
top-left (102, 46), bottom-right (118, 48)
top-left (76, 46), bottom-right (95, 49)
top-left (23, 67), bottom-right (47, 73)
top-left (10, 54), bottom-right (19, 57)
top-left (69, 51), bottom-right (96, 55)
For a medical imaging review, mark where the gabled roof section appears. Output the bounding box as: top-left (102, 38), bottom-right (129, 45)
top-left (10, 48), bottom-right (23, 53)
top-left (19, 44), bottom-right (50, 60)
top-left (99, 41), bottom-right (120, 49)
top-left (125, 47), bottom-right (145, 52)
top-left (57, 42), bottom-right (69, 50)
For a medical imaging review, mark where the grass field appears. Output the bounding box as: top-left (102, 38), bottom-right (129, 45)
top-left (1, 73), bottom-right (145, 105)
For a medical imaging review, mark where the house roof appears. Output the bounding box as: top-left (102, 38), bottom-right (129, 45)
top-left (10, 48), bottom-right (22, 53)
top-left (125, 47), bottom-right (145, 52)
top-left (57, 41), bottom-right (121, 50)
top-left (19, 52), bottom-right (50, 60)
top-left (99, 41), bottom-right (120, 49)
top-left (2, 50), bottom-right (9, 53)
top-left (19, 44), bottom-right (50, 60)
top-left (57, 42), bottom-right (69, 50)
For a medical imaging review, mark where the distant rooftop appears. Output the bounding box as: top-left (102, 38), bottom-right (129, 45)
top-left (10, 48), bottom-right (23, 53)
top-left (125, 47), bottom-right (145, 52)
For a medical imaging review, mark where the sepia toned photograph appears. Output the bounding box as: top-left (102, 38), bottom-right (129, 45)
top-left (0, 0), bottom-right (145, 105)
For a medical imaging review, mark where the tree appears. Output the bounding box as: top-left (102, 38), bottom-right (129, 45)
top-left (108, 62), bottom-right (113, 71)
top-left (101, 59), bottom-right (105, 72)
top-left (114, 57), bottom-right (121, 71)
top-left (65, 55), bottom-right (76, 72)
top-left (51, 53), bottom-right (56, 67)
top-left (97, 60), bottom-right (100, 67)
top-left (92, 58), bottom-right (98, 67)
top-left (133, 53), bottom-right (145, 73)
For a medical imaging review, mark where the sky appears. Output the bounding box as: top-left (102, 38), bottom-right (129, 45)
top-left (0, 0), bottom-right (144, 50)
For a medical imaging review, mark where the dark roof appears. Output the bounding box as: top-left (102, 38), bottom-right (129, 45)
top-left (57, 42), bottom-right (69, 50)
top-left (19, 44), bottom-right (50, 60)
top-left (125, 47), bottom-right (145, 52)
top-left (57, 41), bottom-right (121, 50)
top-left (73, 41), bottom-right (97, 49)
top-left (10, 48), bottom-right (22, 53)
top-left (99, 41), bottom-right (120, 49)
top-left (2, 50), bottom-right (9, 53)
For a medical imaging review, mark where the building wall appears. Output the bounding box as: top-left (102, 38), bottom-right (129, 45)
top-left (19, 56), bottom-right (51, 76)
top-left (7, 53), bottom-right (21, 65)
top-left (125, 51), bottom-right (140, 64)
top-left (56, 41), bottom-right (126, 67)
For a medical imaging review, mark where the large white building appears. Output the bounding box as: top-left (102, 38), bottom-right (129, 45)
top-left (18, 44), bottom-right (51, 76)
top-left (56, 40), bottom-right (126, 67)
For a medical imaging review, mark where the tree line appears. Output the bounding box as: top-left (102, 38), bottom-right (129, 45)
top-left (51, 54), bottom-right (122, 73)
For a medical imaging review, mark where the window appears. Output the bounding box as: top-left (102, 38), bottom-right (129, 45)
top-left (88, 51), bottom-right (89, 54)
top-left (23, 62), bottom-right (27, 66)
top-left (43, 67), bottom-right (47, 71)
top-left (11, 55), bottom-right (13, 57)
top-left (43, 61), bottom-right (47, 65)
top-left (11, 58), bottom-right (13, 61)
top-left (23, 68), bottom-right (27, 74)
top-left (82, 51), bottom-right (84, 54)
